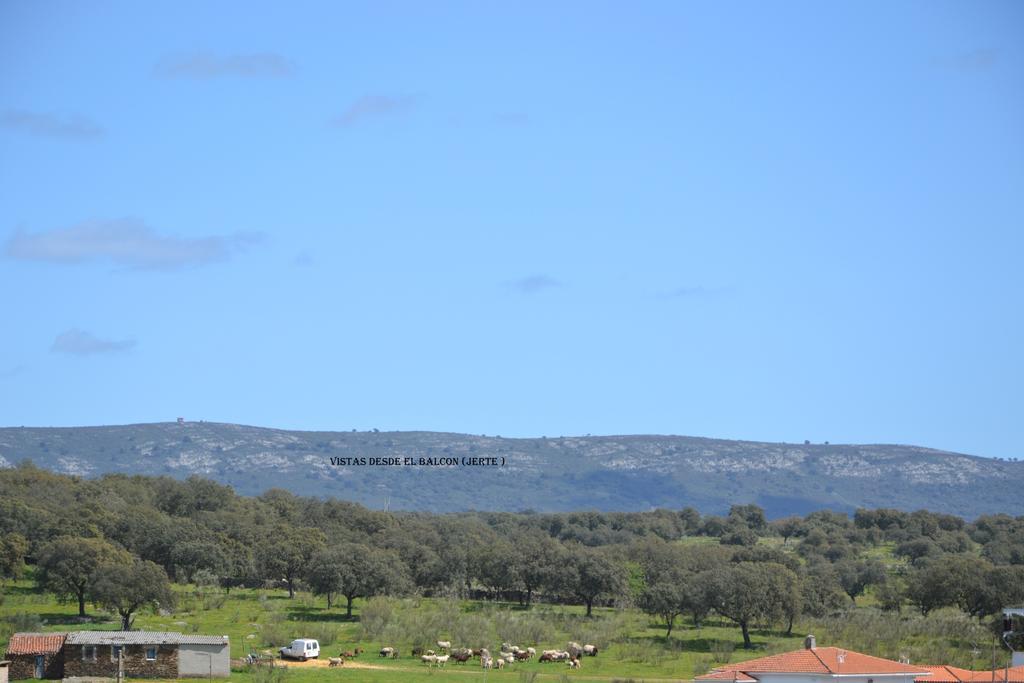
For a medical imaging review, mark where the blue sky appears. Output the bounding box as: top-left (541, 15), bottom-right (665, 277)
top-left (1, 1), bottom-right (1021, 459)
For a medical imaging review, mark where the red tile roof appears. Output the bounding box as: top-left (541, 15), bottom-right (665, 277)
top-left (917, 665), bottom-right (976, 683)
top-left (696, 646), bottom-right (932, 680)
top-left (5, 633), bottom-right (66, 655)
top-left (699, 670), bottom-right (759, 682)
top-left (916, 666), bottom-right (1024, 683)
top-left (958, 667), bottom-right (1024, 683)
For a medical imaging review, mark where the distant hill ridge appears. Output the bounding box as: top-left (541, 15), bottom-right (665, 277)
top-left (0, 422), bottom-right (1020, 518)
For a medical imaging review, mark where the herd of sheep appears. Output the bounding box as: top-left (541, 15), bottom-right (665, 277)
top-left (407, 640), bottom-right (596, 669)
top-left (326, 639), bottom-right (598, 670)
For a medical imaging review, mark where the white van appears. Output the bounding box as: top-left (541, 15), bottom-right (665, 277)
top-left (279, 639), bottom-right (320, 660)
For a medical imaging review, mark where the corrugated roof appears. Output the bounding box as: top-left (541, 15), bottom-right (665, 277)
top-left (6, 634), bottom-right (67, 655)
top-left (64, 632), bottom-right (227, 646)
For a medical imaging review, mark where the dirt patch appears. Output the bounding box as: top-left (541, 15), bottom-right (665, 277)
top-left (255, 657), bottom-right (391, 671)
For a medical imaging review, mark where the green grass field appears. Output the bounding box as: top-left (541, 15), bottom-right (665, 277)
top-left (0, 541), bottom-right (1001, 683)
top-left (0, 575), bottom-right (810, 683)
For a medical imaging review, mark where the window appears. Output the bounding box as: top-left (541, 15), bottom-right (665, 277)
top-left (146, 648), bottom-right (157, 661)
top-left (82, 646), bottom-right (97, 661)
top-left (111, 646), bottom-right (123, 662)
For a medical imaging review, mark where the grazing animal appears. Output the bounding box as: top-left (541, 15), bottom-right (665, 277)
top-left (328, 658), bottom-right (343, 668)
top-left (527, 647), bottom-right (536, 656)
top-left (501, 653), bottom-right (515, 664)
top-left (436, 654), bottom-right (450, 667)
top-left (494, 658), bottom-right (504, 670)
top-left (421, 654), bottom-right (438, 666)
top-left (391, 650), bottom-right (400, 659)
top-left (451, 652), bottom-right (471, 664)
top-left (514, 651), bottom-right (531, 661)
top-left (568, 658), bottom-right (581, 669)
top-left (583, 644), bottom-right (598, 656)
top-left (436, 641), bottom-right (451, 652)
top-left (378, 647), bottom-right (393, 658)
top-left (539, 653), bottom-right (555, 663)
top-left (500, 642), bottom-right (512, 653)
top-left (340, 651), bottom-right (356, 659)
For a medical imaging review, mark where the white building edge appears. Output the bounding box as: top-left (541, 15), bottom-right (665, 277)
top-left (1004, 608), bottom-right (1024, 668)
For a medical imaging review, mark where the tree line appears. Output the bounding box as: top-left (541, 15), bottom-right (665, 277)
top-left (0, 463), bottom-right (1022, 646)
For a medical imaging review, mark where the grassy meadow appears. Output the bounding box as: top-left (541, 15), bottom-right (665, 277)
top-left (0, 560), bottom-right (1006, 683)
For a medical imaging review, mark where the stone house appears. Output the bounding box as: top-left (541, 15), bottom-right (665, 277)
top-left (62, 632), bottom-right (230, 679)
top-left (3, 634), bottom-right (66, 680)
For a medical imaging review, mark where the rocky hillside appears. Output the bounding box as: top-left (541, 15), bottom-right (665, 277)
top-left (0, 422), bottom-right (1020, 518)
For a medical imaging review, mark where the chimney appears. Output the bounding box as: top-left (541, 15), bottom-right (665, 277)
top-left (804, 635), bottom-right (817, 650)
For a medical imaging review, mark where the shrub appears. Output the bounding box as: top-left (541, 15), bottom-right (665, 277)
top-left (360, 596), bottom-right (397, 640)
top-left (247, 661), bottom-right (287, 683)
top-left (710, 639), bottom-right (735, 664)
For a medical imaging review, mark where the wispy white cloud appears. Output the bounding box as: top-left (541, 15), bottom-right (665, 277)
top-left (51, 329), bottom-right (136, 356)
top-left (155, 52), bottom-right (296, 79)
top-left (0, 110), bottom-right (104, 140)
top-left (504, 274), bottom-right (563, 294)
top-left (6, 219), bottom-right (261, 270)
top-left (332, 94), bottom-right (418, 127)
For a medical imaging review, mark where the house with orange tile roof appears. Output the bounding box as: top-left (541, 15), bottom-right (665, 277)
top-left (2, 634), bottom-right (66, 680)
top-left (916, 665), bottom-right (1024, 683)
top-left (696, 636), bottom-right (932, 683)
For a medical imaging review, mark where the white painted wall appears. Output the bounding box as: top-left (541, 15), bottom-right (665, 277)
top-left (177, 644), bottom-right (230, 678)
